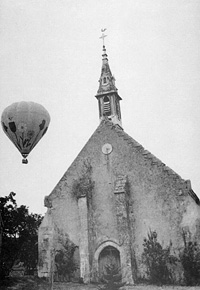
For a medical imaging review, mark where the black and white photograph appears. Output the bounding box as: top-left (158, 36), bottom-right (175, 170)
top-left (0, 1), bottom-right (200, 289)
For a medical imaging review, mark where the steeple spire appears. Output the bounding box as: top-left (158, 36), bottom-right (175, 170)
top-left (95, 30), bottom-right (122, 127)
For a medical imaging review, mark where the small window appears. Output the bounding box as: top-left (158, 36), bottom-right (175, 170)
top-left (103, 77), bottom-right (107, 84)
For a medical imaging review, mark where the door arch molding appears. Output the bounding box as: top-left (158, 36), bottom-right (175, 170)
top-left (92, 240), bottom-right (123, 282)
top-left (98, 245), bottom-right (121, 279)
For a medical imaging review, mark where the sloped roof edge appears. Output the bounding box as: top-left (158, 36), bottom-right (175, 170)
top-left (101, 120), bottom-right (199, 205)
top-left (47, 119), bottom-right (199, 206)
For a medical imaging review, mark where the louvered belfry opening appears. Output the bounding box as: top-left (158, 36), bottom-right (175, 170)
top-left (103, 96), bottom-right (111, 116)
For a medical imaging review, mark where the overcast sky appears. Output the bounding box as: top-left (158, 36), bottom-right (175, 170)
top-left (0, 0), bottom-right (200, 215)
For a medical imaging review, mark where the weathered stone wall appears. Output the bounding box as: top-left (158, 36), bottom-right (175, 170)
top-left (114, 191), bottom-right (134, 284)
top-left (84, 121), bottom-right (200, 280)
top-left (78, 196), bottom-right (90, 282)
top-left (38, 120), bottom-right (200, 283)
top-left (97, 123), bottom-right (200, 278)
top-left (38, 209), bottom-right (55, 277)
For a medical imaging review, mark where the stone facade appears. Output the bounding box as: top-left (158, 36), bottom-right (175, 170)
top-left (38, 119), bottom-right (200, 284)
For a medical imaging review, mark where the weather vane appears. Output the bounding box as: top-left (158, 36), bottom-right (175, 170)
top-left (100, 28), bottom-right (107, 46)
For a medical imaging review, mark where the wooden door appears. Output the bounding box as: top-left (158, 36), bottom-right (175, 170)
top-left (98, 246), bottom-right (121, 280)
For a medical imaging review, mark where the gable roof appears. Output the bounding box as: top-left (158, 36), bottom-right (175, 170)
top-left (48, 119), bottom-right (199, 206)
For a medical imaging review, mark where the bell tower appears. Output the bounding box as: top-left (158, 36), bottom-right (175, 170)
top-left (95, 30), bottom-right (122, 127)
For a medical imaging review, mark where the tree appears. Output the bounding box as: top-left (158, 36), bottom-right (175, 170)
top-left (55, 238), bottom-right (78, 281)
top-left (142, 230), bottom-right (177, 285)
top-left (0, 192), bottom-right (43, 278)
top-left (180, 230), bottom-right (200, 285)
top-left (17, 212), bottom-right (43, 274)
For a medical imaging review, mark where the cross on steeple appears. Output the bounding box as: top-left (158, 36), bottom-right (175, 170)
top-left (99, 28), bottom-right (107, 46)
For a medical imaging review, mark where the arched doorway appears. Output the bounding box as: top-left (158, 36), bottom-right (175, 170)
top-left (98, 246), bottom-right (121, 280)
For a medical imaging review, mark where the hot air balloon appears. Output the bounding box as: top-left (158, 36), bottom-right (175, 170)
top-left (1, 101), bottom-right (50, 164)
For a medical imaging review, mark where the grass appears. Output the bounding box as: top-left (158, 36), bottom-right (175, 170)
top-left (0, 276), bottom-right (49, 290)
top-left (1, 277), bottom-right (200, 290)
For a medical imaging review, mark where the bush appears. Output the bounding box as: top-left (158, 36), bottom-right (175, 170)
top-left (54, 239), bottom-right (78, 282)
top-left (180, 230), bottom-right (200, 285)
top-left (100, 263), bottom-right (125, 290)
top-left (142, 230), bottom-right (177, 285)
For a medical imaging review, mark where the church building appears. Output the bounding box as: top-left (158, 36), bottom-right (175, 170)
top-left (38, 43), bottom-right (200, 284)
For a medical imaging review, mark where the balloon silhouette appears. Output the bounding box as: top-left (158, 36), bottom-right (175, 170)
top-left (1, 101), bottom-right (50, 164)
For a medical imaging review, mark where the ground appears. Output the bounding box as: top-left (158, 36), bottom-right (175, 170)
top-left (1, 278), bottom-right (200, 290)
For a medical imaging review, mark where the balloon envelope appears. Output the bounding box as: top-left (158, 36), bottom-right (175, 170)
top-left (1, 101), bottom-right (50, 163)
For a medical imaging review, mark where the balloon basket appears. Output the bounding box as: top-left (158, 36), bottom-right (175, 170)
top-left (22, 158), bottom-right (28, 164)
